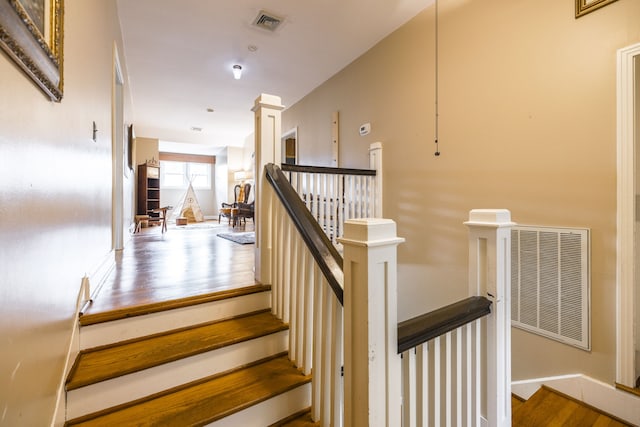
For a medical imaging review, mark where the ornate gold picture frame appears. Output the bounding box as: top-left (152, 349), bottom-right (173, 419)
top-left (0, 0), bottom-right (64, 101)
top-left (576, 0), bottom-right (618, 18)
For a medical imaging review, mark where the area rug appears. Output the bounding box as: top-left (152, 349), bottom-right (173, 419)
top-left (217, 231), bottom-right (255, 245)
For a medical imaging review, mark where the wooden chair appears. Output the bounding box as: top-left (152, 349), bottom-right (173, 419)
top-left (234, 201), bottom-right (254, 226)
top-left (219, 183), bottom-right (252, 225)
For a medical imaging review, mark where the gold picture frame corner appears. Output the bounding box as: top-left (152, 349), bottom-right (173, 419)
top-left (0, 0), bottom-right (64, 101)
top-left (575, 0), bottom-right (619, 19)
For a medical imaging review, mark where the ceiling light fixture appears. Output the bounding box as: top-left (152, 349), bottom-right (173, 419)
top-left (232, 64), bottom-right (242, 80)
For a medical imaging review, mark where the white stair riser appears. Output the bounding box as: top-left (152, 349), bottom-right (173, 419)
top-left (67, 330), bottom-right (288, 419)
top-left (207, 382), bottom-right (311, 427)
top-left (80, 291), bottom-right (271, 349)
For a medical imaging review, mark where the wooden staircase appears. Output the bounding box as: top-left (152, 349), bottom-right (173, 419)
top-left (64, 285), bottom-right (318, 426)
top-left (512, 386), bottom-right (633, 426)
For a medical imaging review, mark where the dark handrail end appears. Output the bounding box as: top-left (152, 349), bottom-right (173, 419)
top-left (397, 296), bottom-right (492, 354)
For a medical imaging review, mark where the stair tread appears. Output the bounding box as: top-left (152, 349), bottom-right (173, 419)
top-left (512, 386), bottom-right (632, 426)
top-left (271, 408), bottom-right (319, 426)
top-left (65, 354), bottom-right (311, 426)
top-left (67, 309), bottom-right (287, 390)
top-left (79, 283), bottom-right (270, 326)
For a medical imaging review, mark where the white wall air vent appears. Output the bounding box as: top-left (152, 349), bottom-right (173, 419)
top-left (253, 10), bottom-right (284, 32)
top-left (511, 226), bottom-right (590, 350)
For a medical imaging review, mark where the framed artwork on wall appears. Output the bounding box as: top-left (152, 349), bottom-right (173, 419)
top-left (575, 0), bottom-right (618, 18)
top-left (0, 0), bottom-right (64, 101)
top-left (125, 124), bottom-right (135, 176)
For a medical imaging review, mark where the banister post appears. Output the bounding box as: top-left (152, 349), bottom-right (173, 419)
top-left (464, 209), bottom-right (514, 427)
top-left (368, 142), bottom-right (383, 218)
top-left (252, 94), bottom-right (284, 285)
top-left (339, 218), bottom-right (405, 427)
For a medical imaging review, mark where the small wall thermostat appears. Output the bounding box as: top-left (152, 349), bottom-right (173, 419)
top-left (359, 123), bottom-right (371, 136)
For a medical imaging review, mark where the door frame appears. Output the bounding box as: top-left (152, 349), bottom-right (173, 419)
top-left (282, 127), bottom-right (298, 165)
top-left (112, 43), bottom-right (125, 251)
top-left (616, 42), bottom-right (640, 387)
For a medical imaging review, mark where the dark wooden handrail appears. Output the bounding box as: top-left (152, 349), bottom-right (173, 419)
top-left (397, 296), bottom-right (492, 353)
top-left (281, 163), bottom-right (376, 176)
top-left (268, 162), bottom-right (490, 353)
top-left (264, 163), bottom-right (344, 305)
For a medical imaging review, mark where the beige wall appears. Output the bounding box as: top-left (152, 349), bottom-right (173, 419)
top-left (135, 136), bottom-right (159, 167)
top-left (282, 0), bottom-right (640, 384)
top-left (0, 1), bottom-right (132, 425)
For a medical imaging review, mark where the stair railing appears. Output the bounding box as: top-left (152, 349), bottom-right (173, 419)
top-left (263, 162), bottom-right (513, 427)
top-left (397, 297), bottom-right (492, 426)
top-left (253, 94), bottom-right (510, 426)
top-left (340, 209), bottom-right (513, 427)
top-left (264, 163), bottom-right (345, 425)
top-left (281, 163), bottom-right (379, 247)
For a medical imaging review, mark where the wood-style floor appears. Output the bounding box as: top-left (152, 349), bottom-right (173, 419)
top-left (82, 220), bottom-right (256, 319)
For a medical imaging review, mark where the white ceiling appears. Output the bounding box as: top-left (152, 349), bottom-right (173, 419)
top-left (116, 0), bottom-right (432, 152)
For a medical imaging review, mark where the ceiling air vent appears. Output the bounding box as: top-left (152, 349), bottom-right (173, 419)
top-left (253, 10), bottom-right (284, 32)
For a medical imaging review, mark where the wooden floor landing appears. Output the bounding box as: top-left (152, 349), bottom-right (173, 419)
top-left (83, 221), bottom-right (256, 318)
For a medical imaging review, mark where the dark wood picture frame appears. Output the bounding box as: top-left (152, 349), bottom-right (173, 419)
top-left (575, 0), bottom-right (618, 18)
top-left (0, 0), bottom-right (64, 101)
top-left (126, 124), bottom-right (135, 173)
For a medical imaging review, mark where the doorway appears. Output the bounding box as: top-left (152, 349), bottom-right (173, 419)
top-left (616, 42), bottom-right (640, 388)
top-left (282, 127), bottom-right (297, 165)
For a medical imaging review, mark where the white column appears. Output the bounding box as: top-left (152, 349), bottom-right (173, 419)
top-left (339, 219), bottom-right (404, 427)
top-left (369, 142), bottom-right (383, 218)
top-left (464, 209), bottom-right (514, 427)
top-left (252, 94), bottom-right (285, 284)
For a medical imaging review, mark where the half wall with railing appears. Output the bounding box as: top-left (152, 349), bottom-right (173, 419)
top-left (281, 163), bottom-right (379, 247)
top-left (261, 162), bottom-right (513, 427)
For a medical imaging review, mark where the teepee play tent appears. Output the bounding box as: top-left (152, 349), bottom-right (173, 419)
top-left (171, 181), bottom-right (204, 223)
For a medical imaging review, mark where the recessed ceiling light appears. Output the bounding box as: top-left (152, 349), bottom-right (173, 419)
top-left (190, 126), bottom-right (202, 132)
top-left (248, 45), bottom-right (258, 52)
top-left (232, 64), bottom-right (242, 80)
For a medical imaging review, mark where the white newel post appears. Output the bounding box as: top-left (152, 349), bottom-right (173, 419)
top-left (368, 142), bottom-right (383, 218)
top-left (252, 94), bottom-right (284, 285)
top-left (465, 209), bottom-right (514, 427)
top-left (339, 219), bottom-right (404, 427)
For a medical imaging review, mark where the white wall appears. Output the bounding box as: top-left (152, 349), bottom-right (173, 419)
top-left (0, 1), bottom-right (132, 424)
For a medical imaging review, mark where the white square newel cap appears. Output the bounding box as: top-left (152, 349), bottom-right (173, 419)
top-left (339, 218), bottom-right (405, 247)
top-left (464, 209), bottom-right (515, 227)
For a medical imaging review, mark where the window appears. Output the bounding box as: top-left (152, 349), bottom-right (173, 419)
top-left (160, 161), bottom-right (211, 189)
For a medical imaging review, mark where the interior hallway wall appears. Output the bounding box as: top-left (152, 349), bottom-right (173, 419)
top-left (0, 1), bottom-right (132, 425)
top-left (282, 0), bottom-right (640, 385)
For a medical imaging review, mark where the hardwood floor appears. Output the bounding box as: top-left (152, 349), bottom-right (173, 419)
top-left (512, 386), bottom-right (632, 426)
top-left (83, 221), bottom-right (256, 318)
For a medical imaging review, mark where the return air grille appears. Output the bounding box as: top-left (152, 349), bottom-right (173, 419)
top-left (253, 10), bottom-right (284, 32)
top-left (511, 226), bottom-right (590, 350)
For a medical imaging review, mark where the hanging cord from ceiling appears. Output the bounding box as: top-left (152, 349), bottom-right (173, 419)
top-left (434, 0), bottom-right (441, 157)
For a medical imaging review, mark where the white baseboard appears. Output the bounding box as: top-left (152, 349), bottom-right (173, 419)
top-left (512, 374), bottom-right (640, 425)
top-left (49, 250), bottom-right (116, 427)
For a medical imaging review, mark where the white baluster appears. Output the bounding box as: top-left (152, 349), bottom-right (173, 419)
top-left (434, 336), bottom-right (441, 427)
